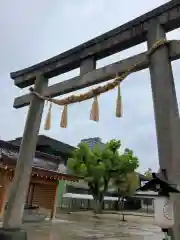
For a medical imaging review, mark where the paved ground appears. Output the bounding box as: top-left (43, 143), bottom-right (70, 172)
top-left (22, 212), bottom-right (163, 240)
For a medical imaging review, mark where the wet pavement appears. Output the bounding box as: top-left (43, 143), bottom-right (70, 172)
top-left (24, 212), bottom-right (164, 240)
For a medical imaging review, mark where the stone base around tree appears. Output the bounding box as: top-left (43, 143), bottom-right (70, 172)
top-left (0, 228), bottom-right (27, 240)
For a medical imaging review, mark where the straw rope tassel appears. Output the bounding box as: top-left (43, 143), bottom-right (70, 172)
top-left (44, 102), bottom-right (52, 130)
top-left (60, 105), bottom-right (68, 128)
top-left (116, 84), bottom-right (122, 118)
top-left (90, 96), bottom-right (99, 122)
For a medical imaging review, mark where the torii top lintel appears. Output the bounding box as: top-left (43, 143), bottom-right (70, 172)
top-left (11, 1), bottom-right (180, 89)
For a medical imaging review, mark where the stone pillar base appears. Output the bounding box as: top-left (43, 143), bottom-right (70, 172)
top-left (0, 228), bottom-right (27, 240)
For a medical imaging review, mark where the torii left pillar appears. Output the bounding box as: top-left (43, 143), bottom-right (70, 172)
top-left (0, 74), bottom-right (48, 239)
top-left (0, 56), bottom-right (96, 239)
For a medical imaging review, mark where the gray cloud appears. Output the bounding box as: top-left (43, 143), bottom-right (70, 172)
top-left (0, 0), bottom-right (179, 173)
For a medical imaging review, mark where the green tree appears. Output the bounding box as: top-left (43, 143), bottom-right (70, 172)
top-left (113, 149), bottom-right (139, 215)
top-left (144, 168), bottom-right (153, 180)
top-left (68, 140), bottom-right (139, 213)
top-left (113, 172), bottom-right (139, 217)
top-left (115, 172), bottom-right (140, 198)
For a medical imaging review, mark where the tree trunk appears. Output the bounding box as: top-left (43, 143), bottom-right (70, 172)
top-left (120, 198), bottom-right (126, 221)
top-left (117, 195), bottom-right (121, 211)
top-left (95, 198), bottom-right (103, 214)
top-left (89, 179), bottom-right (109, 214)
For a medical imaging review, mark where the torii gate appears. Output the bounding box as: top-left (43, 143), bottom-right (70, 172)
top-left (1, 1), bottom-right (180, 239)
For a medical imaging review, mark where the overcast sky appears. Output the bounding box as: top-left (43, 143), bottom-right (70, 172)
top-left (0, 0), bottom-right (180, 173)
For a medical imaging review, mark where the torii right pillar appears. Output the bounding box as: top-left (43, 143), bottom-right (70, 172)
top-left (147, 20), bottom-right (180, 240)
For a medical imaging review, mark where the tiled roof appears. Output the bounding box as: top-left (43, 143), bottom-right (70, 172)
top-left (8, 135), bottom-right (76, 155)
top-left (0, 140), bottom-right (61, 171)
top-left (0, 140), bottom-right (79, 181)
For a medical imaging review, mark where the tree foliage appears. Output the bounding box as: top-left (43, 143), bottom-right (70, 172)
top-left (114, 172), bottom-right (140, 198)
top-left (112, 172), bottom-right (140, 220)
top-left (112, 151), bottom-right (139, 213)
top-left (67, 139), bottom-right (139, 213)
top-left (144, 168), bottom-right (153, 180)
